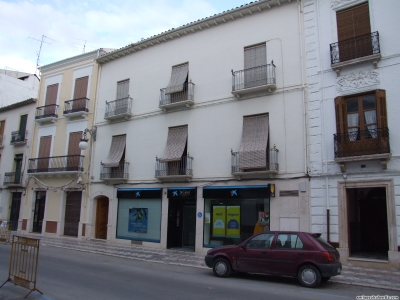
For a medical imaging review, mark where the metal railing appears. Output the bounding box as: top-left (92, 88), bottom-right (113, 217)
top-left (27, 155), bottom-right (84, 173)
top-left (155, 156), bottom-right (193, 177)
top-left (330, 31), bottom-right (380, 65)
top-left (104, 97), bottom-right (132, 118)
top-left (35, 104), bottom-right (58, 119)
top-left (232, 62), bottom-right (276, 92)
top-left (3, 172), bottom-right (22, 185)
top-left (334, 127), bottom-right (390, 158)
top-left (100, 161), bottom-right (129, 180)
top-left (231, 148), bottom-right (279, 173)
top-left (10, 130), bottom-right (28, 144)
top-left (159, 82), bottom-right (195, 106)
top-left (64, 98), bottom-right (89, 114)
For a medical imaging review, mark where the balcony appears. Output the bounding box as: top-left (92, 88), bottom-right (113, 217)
top-left (100, 161), bottom-right (129, 183)
top-left (155, 156), bottom-right (193, 182)
top-left (63, 98), bottom-right (89, 119)
top-left (3, 172), bottom-right (22, 186)
top-left (27, 155), bottom-right (84, 175)
top-left (35, 104), bottom-right (58, 124)
top-left (231, 63), bottom-right (276, 98)
top-left (104, 97), bottom-right (133, 121)
top-left (10, 130), bottom-right (28, 145)
top-left (330, 32), bottom-right (381, 75)
top-left (334, 127), bottom-right (390, 172)
top-left (231, 148), bottom-right (279, 180)
top-left (159, 81), bottom-right (195, 111)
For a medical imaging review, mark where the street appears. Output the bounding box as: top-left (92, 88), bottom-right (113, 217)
top-left (0, 243), bottom-right (398, 300)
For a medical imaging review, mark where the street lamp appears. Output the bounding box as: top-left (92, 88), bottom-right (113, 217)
top-left (79, 127), bottom-right (97, 150)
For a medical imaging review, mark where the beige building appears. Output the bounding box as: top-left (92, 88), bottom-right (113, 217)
top-left (20, 49), bottom-right (111, 238)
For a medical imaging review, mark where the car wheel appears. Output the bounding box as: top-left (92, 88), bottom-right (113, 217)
top-left (321, 276), bottom-right (331, 283)
top-left (212, 258), bottom-right (231, 278)
top-left (298, 265), bottom-right (321, 288)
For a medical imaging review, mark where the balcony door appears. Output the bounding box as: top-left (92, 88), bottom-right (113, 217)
top-left (14, 154), bottom-right (23, 184)
top-left (73, 76), bottom-right (88, 111)
top-left (67, 132), bottom-right (82, 170)
top-left (38, 136), bottom-right (52, 171)
top-left (44, 84), bottom-right (58, 115)
top-left (244, 43), bottom-right (266, 89)
top-left (18, 114), bottom-right (27, 142)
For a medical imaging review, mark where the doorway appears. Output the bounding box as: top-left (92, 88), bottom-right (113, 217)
top-left (10, 192), bottom-right (22, 231)
top-left (33, 191), bottom-right (46, 233)
top-left (167, 199), bottom-right (196, 250)
top-left (64, 191), bottom-right (82, 237)
top-left (348, 187), bottom-right (388, 260)
top-left (96, 197), bottom-right (109, 239)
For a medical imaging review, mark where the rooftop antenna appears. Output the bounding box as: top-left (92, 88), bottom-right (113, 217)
top-left (28, 35), bottom-right (55, 75)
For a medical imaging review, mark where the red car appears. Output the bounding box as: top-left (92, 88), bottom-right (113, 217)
top-left (205, 231), bottom-right (342, 288)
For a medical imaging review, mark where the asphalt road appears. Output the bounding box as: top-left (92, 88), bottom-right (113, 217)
top-left (0, 243), bottom-right (398, 300)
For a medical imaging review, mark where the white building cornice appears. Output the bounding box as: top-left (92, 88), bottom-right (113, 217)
top-left (97, 0), bottom-right (294, 65)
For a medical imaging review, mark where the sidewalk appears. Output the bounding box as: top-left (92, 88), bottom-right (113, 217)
top-left (13, 235), bottom-right (400, 291)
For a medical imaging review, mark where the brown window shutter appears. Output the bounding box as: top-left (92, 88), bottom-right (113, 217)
top-left (73, 76), bottom-right (89, 99)
top-left (38, 136), bottom-right (52, 158)
top-left (376, 89), bottom-right (387, 129)
top-left (68, 132), bottom-right (83, 156)
top-left (337, 3), bottom-right (370, 41)
top-left (335, 96), bottom-right (346, 134)
top-left (0, 120), bottom-right (5, 136)
top-left (45, 84), bottom-right (58, 106)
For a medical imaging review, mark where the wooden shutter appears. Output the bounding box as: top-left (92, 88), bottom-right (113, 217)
top-left (335, 96), bottom-right (347, 135)
top-left (67, 132), bottom-right (82, 169)
top-left (117, 80), bottom-right (129, 99)
top-left (19, 114), bottom-right (27, 139)
top-left (64, 191), bottom-right (82, 237)
top-left (38, 136), bottom-right (52, 158)
top-left (45, 84), bottom-right (58, 106)
top-left (73, 76), bottom-right (89, 99)
top-left (376, 89), bottom-right (387, 129)
top-left (337, 3), bottom-right (371, 41)
top-left (244, 43), bottom-right (267, 69)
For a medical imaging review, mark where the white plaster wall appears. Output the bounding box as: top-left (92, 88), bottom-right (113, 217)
top-left (0, 74), bottom-right (39, 107)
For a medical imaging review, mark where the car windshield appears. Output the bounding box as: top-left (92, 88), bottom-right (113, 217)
top-left (311, 234), bottom-right (336, 251)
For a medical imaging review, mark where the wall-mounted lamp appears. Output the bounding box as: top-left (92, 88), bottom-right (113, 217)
top-left (79, 127), bottom-right (97, 150)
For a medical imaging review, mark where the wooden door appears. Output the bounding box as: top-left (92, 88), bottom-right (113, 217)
top-left (64, 191), bottom-right (82, 237)
top-left (67, 132), bottom-right (82, 170)
top-left (38, 136), bottom-right (52, 171)
top-left (73, 76), bottom-right (88, 110)
top-left (44, 84), bottom-right (58, 115)
top-left (95, 198), bottom-right (109, 239)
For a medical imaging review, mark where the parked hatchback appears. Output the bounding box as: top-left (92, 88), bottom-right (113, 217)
top-left (205, 231), bottom-right (341, 288)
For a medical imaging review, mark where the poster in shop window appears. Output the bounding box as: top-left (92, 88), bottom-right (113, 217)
top-left (212, 206), bottom-right (226, 237)
top-left (226, 206), bottom-right (240, 238)
top-left (128, 208), bottom-right (148, 233)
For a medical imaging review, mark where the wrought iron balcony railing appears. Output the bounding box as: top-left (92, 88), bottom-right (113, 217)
top-left (35, 104), bottom-right (58, 120)
top-left (231, 148), bottom-right (279, 173)
top-left (3, 172), bottom-right (22, 185)
top-left (330, 31), bottom-right (380, 65)
top-left (159, 82), bottom-right (195, 106)
top-left (64, 98), bottom-right (89, 115)
top-left (10, 130), bottom-right (28, 144)
top-left (100, 161), bottom-right (129, 180)
top-left (232, 63), bottom-right (276, 92)
top-left (104, 97), bottom-right (133, 119)
top-left (334, 127), bottom-right (390, 158)
top-left (155, 156), bottom-right (193, 177)
top-left (27, 155), bottom-right (84, 173)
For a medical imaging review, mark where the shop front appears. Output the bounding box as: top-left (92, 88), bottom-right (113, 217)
top-left (116, 188), bottom-right (162, 243)
top-left (167, 187), bottom-right (197, 250)
top-left (203, 185), bottom-right (273, 248)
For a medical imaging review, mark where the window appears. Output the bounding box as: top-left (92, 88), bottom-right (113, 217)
top-left (44, 84), bottom-right (58, 115)
top-left (246, 233), bottom-right (274, 249)
top-left (275, 233), bottom-right (304, 250)
top-left (117, 79), bottom-right (129, 100)
top-left (38, 136), bottom-right (52, 171)
top-left (334, 90), bottom-right (389, 157)
top-left (0, 120), bottom-right (5, 146)
top-left (103, 135), bottom-right (126, 168)
top-left (336, 3), bottom-right (372, 61)
top-left (19, 114), bottom-right (27, 140)
top-left (67, 132), bottom-right (83, 169)
top-left (239, 114), bottom-right (269, 170)
top-left (159, 126), bottom-right (188, 176)
top-left (165, 63), bottom-right (189, 101)
top-left (72, 76), bottom-right (89, 110)
top-left (244, 43), bottom-right (267, 88)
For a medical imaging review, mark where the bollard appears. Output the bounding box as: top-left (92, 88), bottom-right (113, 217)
top-left (0, 235), bottom-right (43, 298)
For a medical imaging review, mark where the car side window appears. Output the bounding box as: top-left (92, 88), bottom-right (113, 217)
top-left (246, 233), bottom-right (275, 249)
top-left (276, 234), bottom-right (304, 250)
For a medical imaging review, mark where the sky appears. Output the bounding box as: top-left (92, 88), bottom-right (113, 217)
top-left (0, 0), bottom-right (252, 75)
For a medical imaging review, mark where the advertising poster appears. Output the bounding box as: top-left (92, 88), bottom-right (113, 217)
top-left (226, 206), bottom-right (240, 238)
top-left (128, 208), bottom-right (148, 233)
top-left (212, 206), bottom-right (226, 237)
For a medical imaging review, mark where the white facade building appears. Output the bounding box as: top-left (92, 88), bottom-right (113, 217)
top-left (87, 0), bottom-right (310, 253)
top-left (304, 0), bottom-right (400, 268)
top-left (0, 70), bottom-right (39, 107)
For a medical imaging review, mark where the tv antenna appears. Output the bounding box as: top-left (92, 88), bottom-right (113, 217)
top-left (28, 35), bottom-right (56, 75)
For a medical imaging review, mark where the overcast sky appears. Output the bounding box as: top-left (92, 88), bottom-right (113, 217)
top-left (0, 0), bottom-right (251, 75)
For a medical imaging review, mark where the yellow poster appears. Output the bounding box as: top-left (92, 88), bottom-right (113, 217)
top-left (212, 206), bottom-right (226, 237)
top-left (226, 206), bottom-right (240, 238)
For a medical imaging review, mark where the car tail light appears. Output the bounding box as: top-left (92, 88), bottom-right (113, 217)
top-left (322, 251), bottom-right (334, 262)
